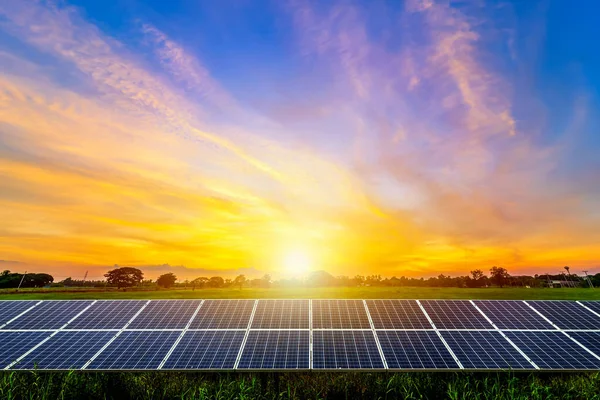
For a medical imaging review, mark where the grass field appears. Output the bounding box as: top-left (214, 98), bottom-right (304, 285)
top-left (2, 286), bottom-right (600, 300)
top-left (1, 286), bottom-right (599, 399)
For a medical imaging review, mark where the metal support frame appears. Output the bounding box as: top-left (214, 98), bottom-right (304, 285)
top-left (158, 300), bottom-right (205, 369)
top-left (362, 300), bottom-right (388, 369)
top-left (233, 299), bottom-right (258, 369)
top-left (416, 300), bottom-right (464, 369)
top-left (470, 300), bottom-right (539, 369)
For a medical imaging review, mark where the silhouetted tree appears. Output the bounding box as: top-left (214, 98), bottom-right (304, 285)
top-left (104, 266), bottom-right (143, 288)
top-left (233, 274), bottom-right (246, 289)
top-left (0, 271), bottom-right (54, 288)
top-left (208, 276), bottom-right (224, 288)
top-left (192, 277), bottom-right (209, 289)
top-left (157, 273), bottom-right (177, 288)
top-left (490, 266), bottom-right (509, 288)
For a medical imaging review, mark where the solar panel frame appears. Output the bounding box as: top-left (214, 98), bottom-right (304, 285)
top-left (366, 300), bottom-right (432, 329)
top-left (568, 332), bottom-right (600, 357)
top-left (473, 301), bottom-right (555, 330)
top-left (0, 331), bottom-right (49, 368)
top-left (312, 300), bottom-right (371, 329)
top-left (189, 300), bottom-right (255, 329)
top-left (250, 300), bottom-right (309, 329)
top-left (312, 330), bottom-right (385, 369)
top-left (377, 330), bottom-right (458, 369)
top-left (161, 330), bottom-right (245, 370)
top-left (86, 330), bottom-right (180, 370)
top-left (11, 331), bottom-right (116, 370)
top-left (126, 300), bottom-right (202, 329)
top-left (440, 331), bottom-right (533, 370)
top-left (527, 301), bottom-right (600, 330)
top-left (578, 301), bottom-right (600, 317)
top-left (3, 301), bottom-right (94, 330)
top-left (66, 300), bottom-right (147, 330)
top-left (504, 331), bottom-right (600, 370)
top-left (238, 330), bottom-right (310, 369)
top-left (420, 300), bottom-right (493, 329)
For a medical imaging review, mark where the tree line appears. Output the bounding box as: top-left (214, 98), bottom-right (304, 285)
top-left (2, 265), bottom-right (599, 290)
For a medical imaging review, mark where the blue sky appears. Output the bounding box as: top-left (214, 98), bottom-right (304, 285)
top-left (0, 0), bottom-right (599, 280)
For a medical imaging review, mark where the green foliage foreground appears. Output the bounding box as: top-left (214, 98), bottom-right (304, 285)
top-left (1, 371), bottom-right (599, 400)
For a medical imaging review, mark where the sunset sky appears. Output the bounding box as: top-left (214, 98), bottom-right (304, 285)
top-left (1, 0), bottom-right (599, 281)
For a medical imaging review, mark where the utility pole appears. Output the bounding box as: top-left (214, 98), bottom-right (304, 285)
top-left (546, 273), bottom-right (552, 288)
top-left (583, 271), bottom-right (594, 288)
top-left (17, 270), bottom-right (27, 291)
top-left (564, 266), bottom-right (575, 288)
top-left (83, 270), bottom-right (88, 282)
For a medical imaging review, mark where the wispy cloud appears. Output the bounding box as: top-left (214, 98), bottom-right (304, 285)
top-left (0, 0), bottom-right (598, 277)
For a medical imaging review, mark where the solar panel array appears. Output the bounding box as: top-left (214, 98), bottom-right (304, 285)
top-left (0, 299), bottom-right (599, 371)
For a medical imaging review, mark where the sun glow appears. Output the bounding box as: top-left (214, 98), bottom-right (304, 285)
top-left (283, 249), bottom-right (312, 277)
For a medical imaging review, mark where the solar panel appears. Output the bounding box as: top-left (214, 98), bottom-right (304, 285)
top-left (0, 331), bottom-right (49, 368)
top-left (366, 300), bottom-right (432, 329)
top-left (238, 330), bottom-right (309, 369)
top-left (377, 330), bottom-right (458, 369)
top-left (312, 300), bottom-right (371, 329)
top-left (0, 301), bottom-right (39, 328)
top-left (578, 301), bottom-right (600, 316)
top-left (189, 300), bottom-right (255, 329)
top-left (527, 301), bottom-right (600, 330)
top-left (312, 330), bottom-right (384, 369)
top-left (250, 300), bottom-right (309, 329)
top-left (86, 331), bottom-right (179, 370)
top-left (12, 331), bottom-right (115, 370)
top-left (473, 301), bottom-right (554, 330)
top-left (568, 332), bottom-right (600, 356)
top-left (4, 301), bottom-right (93, 330)
top-left (441, 331), bottom-right (532, 369)
top-left (127, 300), bottom-right (201, 329)
top-left (420, 300), bottom-right (492, 329)
top-left (67, 301), bottom-right (147, 329)
top-left (161, 330), bottom-right (244, 369)
top-left (504, 331), bottom-right (600, 369)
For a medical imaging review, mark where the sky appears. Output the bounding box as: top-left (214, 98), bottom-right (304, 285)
top-left (1, 0), bottom-right (599, 281)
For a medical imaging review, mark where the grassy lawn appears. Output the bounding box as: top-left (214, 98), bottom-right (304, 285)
top-left (1, 286), bottom-right (599, 300)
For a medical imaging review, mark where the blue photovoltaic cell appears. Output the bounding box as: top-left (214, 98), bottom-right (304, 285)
top-left (474, 301), bottom-right (554, 330)
top-left (527, 301), bottom-right (600, 330)
top-left (378, 330), bottom-right (457, 369)
top-left (0, 331), bottom-right (49, 368)
top-left (312, 300), bottom-right (371, 329)
top-left (505, 331), bottom-right (600, 369)
top-left (441, 331), bottom-right (532, 369)
top-left (12, 331), bottom-right (115, 370)
top-left (127, 300), bottom-right (201, 329)
top-left (313, 330), bottom-right (384, 369)
top-left (162, 330), bottom-right (244, 369)
top-left (0, 301), bottom-right (39, 328)
top-left (420, 300), bottom-right (492, 329)
top-left (366, 300), bottom-right (431, 329)
top-left (580, 301), bottom-right (600, 316)
top-left (87, 331), bottom-right (179, 370)
top-left (189, 300), bottom-right (255, 329)
top-left (251, 300), bottom-right (309, 329)
top-left (238, 330), bottom-right (309, 369)
top-left (569, 332), bottom-right (600, 357)
top-left (67, 300), bottom-right (146, 329)
top-left (4, 301), bottom-right (93, 330)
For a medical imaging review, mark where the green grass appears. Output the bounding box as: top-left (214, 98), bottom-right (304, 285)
top-left (1, 371), bottom-right (599, 400)
top-left (1, 286), bottom-right (599, 300)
